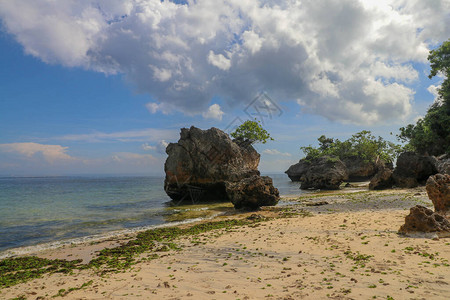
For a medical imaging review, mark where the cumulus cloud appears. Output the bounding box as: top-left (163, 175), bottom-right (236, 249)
top-left (1, 0), bottom-right (448, 124)
top-left (202, 104), bottom-right (224, 121)
top-left (263, 149), bottom-right (292, 157)
top-left (141, 139), bottom-right (169, 154)
top-left (0, 142), bottom-right (74, 163)
top-left (427, 84), bottom-right (442, 104)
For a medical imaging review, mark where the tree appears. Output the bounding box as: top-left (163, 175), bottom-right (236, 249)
top-left (300, 131), bottom-right (402, 163)
top-left (398, 39), bottom-right (450, 155)
top-left (230, 119), bottom-right (274, 144)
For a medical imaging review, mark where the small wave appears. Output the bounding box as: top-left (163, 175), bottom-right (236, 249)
top-left (0, 212), bottom-right (224, 259)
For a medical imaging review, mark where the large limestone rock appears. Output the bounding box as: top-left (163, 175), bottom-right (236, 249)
top-left (164, 126), bottom-right (279, 209)
top-left (225, 175), bottom-right (279, 209)
top-left (294, 156), bottom-right (348, 190)
top-left (341, 156), bottom-right (378, 181)
top-left (426, 174), bottom-right (450, 215)
top-left (369, 165), bottom-right (394, 190)
top-left (436, 154), bottom-right (450, 175)
top-left (399, 205), bottom-right (450, 237)
top-left (285, 159), bottom-right (310, 181)
top-left (393, 152), bottom-right (438, 188)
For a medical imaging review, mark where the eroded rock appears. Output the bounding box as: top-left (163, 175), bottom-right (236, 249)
top-left (298, 156), bottom-right (348, 190)
top-left (164, 126), bottom-right (279, 209)
top-left (393, 152), bottom-right (438, 188)
top-left (225, 175), bottom-right (279, 209)
top-left (369, 165), bottom-right (394, 190)
top-left (399, 205), bottom-right (450, 237)
top-left (426, 174), bottom-right (450, 214)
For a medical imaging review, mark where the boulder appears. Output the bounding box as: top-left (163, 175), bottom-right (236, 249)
top-left (341, 156), bottom-right (378, 181)
top-left (298, 156), bottom-right (348, 190)
top-left (399, 205), bottom-right (450, 237)
top-left (225, 175), bottom-right (280, 209)
top-left (436, 154), bottom-right (450, 175)
top-left (285, 159), bottom-right (310, 181)
top-left (393, 152), bottom-right (438, 188)
top-left (426, 174), bottom-right (450, 214)
top-left (369, 165), bottom-right (394, 190)
top-left (164, 126), bottom-right (279, 209)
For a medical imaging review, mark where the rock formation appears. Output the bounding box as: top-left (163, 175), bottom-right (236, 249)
top-left (426, 174), bottom-right (450, 215)
top-left (341, 156), bottom-right (378, 181)
top-left (287, 156), bottom-right (347, 190)
top-left (392, 152), bottom-right (438, 188)
top-left (164, 126), bottom-right (279, 209)
top-left (225, 175), bottom-right (280, 209)
top-left (435, 154), bottom-right (450, 175)
top-left (369, 165), bottom-right (394, 190)
top-left (399, 205), bottom-right (450, 237)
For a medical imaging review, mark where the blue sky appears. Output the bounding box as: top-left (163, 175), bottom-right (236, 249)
top-left (0, 0), bottom-right (447, 176)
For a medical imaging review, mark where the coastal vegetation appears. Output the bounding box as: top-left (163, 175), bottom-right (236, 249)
top-left (230, 119), bottom-right (274, 144)
top-left (300, 130), bottom-right (402, 163)
top-left (398, 39), bottom-right (450, 156)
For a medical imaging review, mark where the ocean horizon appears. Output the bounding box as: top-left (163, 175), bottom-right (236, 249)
top-left (0, 173), bottom-right (304, 256)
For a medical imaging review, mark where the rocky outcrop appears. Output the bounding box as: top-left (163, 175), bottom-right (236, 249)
top-left (393, 152), bottom-right (438, 188)
top-left (285, 160), bottom-right (310, 181)
top-left (341, 156), bottom-right (378, 181)
top-left (369, 165), bottom-right (394, 190)
top-left (426, 174), bottom-right (450, 215)
top-left (436, 154), bottom-right (450, 175)
top-left (164, 126), bottom-right (279, 209)
top-left (225, 175), bottom-right (279, 209)
top-left (399, 206), bottom-right (450, 237)
top-left (297, 156), bottom-right (347, 190)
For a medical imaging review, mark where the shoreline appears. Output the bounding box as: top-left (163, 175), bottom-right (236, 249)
top-left (2, 187), bottom-right (450, 299)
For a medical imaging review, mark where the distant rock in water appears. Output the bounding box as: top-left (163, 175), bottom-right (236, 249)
top-left (426, 174), bottom-right (450, 215)
top-left (399, 205), bottom-right (450, 237)
top-left (164, 126), bottom-right (279, 209)
top-left (285, 156), bottom-right (347, 190)
top-left (392, 152), bottom-right (438, 188)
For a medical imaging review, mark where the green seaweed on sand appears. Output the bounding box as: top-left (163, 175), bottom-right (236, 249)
top-left (0, 217), bottom-right (268, 288)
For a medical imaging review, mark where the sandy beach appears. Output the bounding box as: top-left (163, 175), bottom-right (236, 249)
top-left (1, 187), bottom-right (450, 300)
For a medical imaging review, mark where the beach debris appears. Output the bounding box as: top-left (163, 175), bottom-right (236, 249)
top-left (304, 201), bottom-right (329, 206)
top-left (399, 205), bottom-right (450, 237)
top-left (426, 174), bottom-right (450, 215)
top-left (392, 152), bottom-right (438, 188)
top-left (164, 126), bottom-right (279, 209)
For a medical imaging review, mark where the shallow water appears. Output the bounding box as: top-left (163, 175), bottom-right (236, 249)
top-left (0, 173), bottom-right (303, 253)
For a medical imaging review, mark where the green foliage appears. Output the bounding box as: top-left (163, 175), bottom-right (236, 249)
top-left (398, 39), bottom-right (450, 155)
top-left (300, 131), bottom-right (402, 163)
top-left (230, 119), bottom-right (274, 144)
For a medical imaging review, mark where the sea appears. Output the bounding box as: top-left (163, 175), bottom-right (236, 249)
top-left (0, 174), bottom-right (304, 257)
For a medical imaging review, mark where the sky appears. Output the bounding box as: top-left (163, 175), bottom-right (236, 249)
top-left (0, 0), bottom-right (448, 176)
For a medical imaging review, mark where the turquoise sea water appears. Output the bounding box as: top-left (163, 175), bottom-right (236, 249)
top-left (0, 174), bottom-right (302, 254)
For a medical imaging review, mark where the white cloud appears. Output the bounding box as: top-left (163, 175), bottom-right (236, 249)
top-left (263, 149), bottom-right (292, 157)
top-left (0, 142), bottom-right (74, 163)
top-left (141, 139), bottom-right (169, 154)
top-left (202, 104), bottom-right (224, 121)
top-left (427, 84), bottom-right (442, 104)
top-left (207, 51), bottom-right (231, 71)
top-left (56, 128), bottom-right (178, 143)
top-left (110, 152), bottom-right (157, 165)
top-left (1, 0), bottom-right (448, 124)
top-left (141, 143), bottom-right (156, 151)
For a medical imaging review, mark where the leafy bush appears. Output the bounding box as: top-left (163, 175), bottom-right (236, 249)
top-left (230, 119), bottom-right (274, 144)
top-left (301, 131), bottom-right (402, 163)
